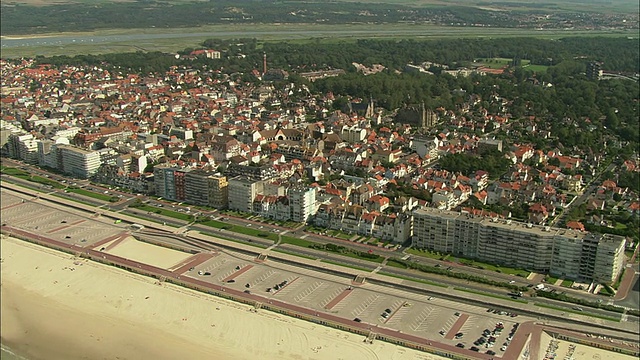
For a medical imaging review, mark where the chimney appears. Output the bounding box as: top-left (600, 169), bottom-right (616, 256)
top-left (263, 53), bottom-right (267, 76)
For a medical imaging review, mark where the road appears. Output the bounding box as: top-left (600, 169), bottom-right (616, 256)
top-left (2, 159), bottom-right (636, 322)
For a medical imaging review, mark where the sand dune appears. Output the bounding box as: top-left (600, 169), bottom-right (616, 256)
top-left (0, 236), bottom-right (442, 360)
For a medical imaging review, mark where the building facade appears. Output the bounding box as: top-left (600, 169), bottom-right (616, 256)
top-left (412, 207), bottom-right (626, 284)
top-left (228, 176), bottom-right (264, 213)
top-left (57, 144), bottom-right (101, 178)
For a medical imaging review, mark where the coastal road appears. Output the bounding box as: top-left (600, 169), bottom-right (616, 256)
top-left (2, 164), bottom-right (634, 319)
top-left (3, 184), bottom-right (638, 343)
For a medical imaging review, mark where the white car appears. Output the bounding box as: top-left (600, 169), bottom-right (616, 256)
top-left (501, 346), bottom-right (507, 351)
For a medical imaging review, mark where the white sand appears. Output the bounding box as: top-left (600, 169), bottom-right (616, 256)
top-left (104, 236), bottom-right (193, 269)
top-left (539, 331), bottom-right (636, 360)
top-left (0, 236), bottom-right (445, 360)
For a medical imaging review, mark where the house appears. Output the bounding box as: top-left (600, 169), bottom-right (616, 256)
top-left (367, 194), bottom-right (390, 212)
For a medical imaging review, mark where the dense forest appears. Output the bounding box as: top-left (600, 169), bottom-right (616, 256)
top-left (40, 37), bottom-right (640, 75)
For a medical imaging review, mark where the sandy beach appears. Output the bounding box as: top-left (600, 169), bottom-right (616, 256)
top-left (0, 236), bottom-right (442, 360)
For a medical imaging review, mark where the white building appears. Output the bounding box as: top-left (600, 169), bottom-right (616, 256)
top-left (57, 144), bottom-right (102, 178)
top-left (7, 133), bottom-right (39, 164)
top-left (412, 207), bottom-right (626, 284)
top-left (228, 176), bottom-right (264, 213)
top-left (288, 185), bottom-right (317, 223)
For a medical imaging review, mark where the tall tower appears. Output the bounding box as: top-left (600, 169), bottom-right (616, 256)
top-left (420, 101), bottom-right (427, 129)
top-left (263, 53), bottom-right (267, 76)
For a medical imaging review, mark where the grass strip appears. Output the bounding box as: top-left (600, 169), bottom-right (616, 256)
top-left (51, 193), bottom-right (98, 207)
top-left (561, 279), bottom-right (573, 288)
top-left (133, 204), bottom-right (194, 221)
top-left (320, 260), bottom-right (373, 273)
top-left (454, 287), bottom-right (528, 303)
top-left (386, 258), bottom-right (409, 269)
top-left (123, 211), bottom-right (180, 228)
top-left (199, 231), bottom-right (269, 249)
top-left (198, 219), bottom-right (280, 241)
top-left (271, 248), bottom-right (316, 260)
top-left (279, 235), bottom-right (316, 248)
top-left (377, 271), bottom-right (448, 288)
top-left (67, 187), bottom-right (114, 202)
top-left (534, 303), bottom-right (620, 322)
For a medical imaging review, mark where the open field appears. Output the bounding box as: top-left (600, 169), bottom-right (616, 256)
top-left (3, 0), bottom-right (638, 13)
top-left (1, 24), bottom-right (638, 58)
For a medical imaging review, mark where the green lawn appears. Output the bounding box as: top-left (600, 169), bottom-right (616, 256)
top-left (134, 204), bottom-right (194, 221)
top-left (546, 276), bottom-right (560, 284)
top-left (321, 260), bottom-right (374, 272)
top-left (534, 303), bottom-right (620, 322)
top-left (405, 248), bottom-right (445, 260)
top-left (52, 193), bottom-right (98, 207)
top-left (271, 248), bottom-right (316, 260)
top-left (67, 187), bottom-right (114, 202)
top-left (525, 64), bottom-right (549, 73)
top-left (279, 235), bottom-right (316, 248)
top-left (453, 287), bottom-right (528, 303)
top-left (561, 279), bottom-right (573, 288)
top-left (614, 223), bottom-right (627, 230)
top-left (1, 167), bottom-right (65, 189)
top-left (457, 258), bottom-right (530, 277)
top-left (386, 258), bottom-right (409, 269)
top-left (338, 250), bottom-right (386, 263)
top-left (199, 231), bottom-right (269, 248)
top-left (199, 219), bottom-right (279, 241)
top-left (4, 23), bottom-right (637, 59)
top-left (377, 271), bottom-right (448, 288)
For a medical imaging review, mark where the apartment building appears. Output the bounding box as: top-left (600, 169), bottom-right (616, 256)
top-left (288, 185), bottom-right (317, 223)
top-left (185, 170), bottom-right (211, 207)
top-left (7, 133), bottom-right (38, 164)
top-left (208, 174), bottom-right (229, 209)
top-left (412, 207), bottom-right (626, 284)
top-left (228, 176), bottom-right (264, 213)
top-left (57, 144), bottom-right (101, 178)
top-left (154, 165), bottom-right (179, 200)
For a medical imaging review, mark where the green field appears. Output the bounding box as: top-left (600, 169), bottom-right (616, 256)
top-left (377, 271), bottom-right (449, 287)
top-left (453, 287), bottom-right (529, 303)
top-left (321, 260), bottom-right (374, 272)
top-left (6, 0), bottom-right (637, 14)
top-left (534, 303), bottom-right (620, 322)
top-left (133, 204), bottom-right (194, 221)
top-left (0, 167), bottom-right (65, 189)
top-left (1, 24), bottom-right (637, 58)
top-left (66, 187), bottom-right (115, 202)
top-left (199, 219), bottom-right (279, 241)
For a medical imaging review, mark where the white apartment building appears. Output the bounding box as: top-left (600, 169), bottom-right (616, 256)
top-left (288, 185), bottom-right (317, 223)
top-left (228, 176), bottom-right (264, 213)
top-left (412, 207), bottom-right (626, 284)
top-left (7, 133), bottom-right (38, 164)
top-left (57, 144), bottom-right (101, 178)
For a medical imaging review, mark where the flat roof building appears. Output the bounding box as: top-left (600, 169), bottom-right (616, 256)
top-left (412, 207), bottom-right (626, 284)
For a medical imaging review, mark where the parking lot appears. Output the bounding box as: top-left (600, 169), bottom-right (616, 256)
top-left (2, 187), bottom-right (530, 358)
top-left (1, 190), bottom-right (130, 248)
top-left (182, 250), bottom-right (527, 356)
